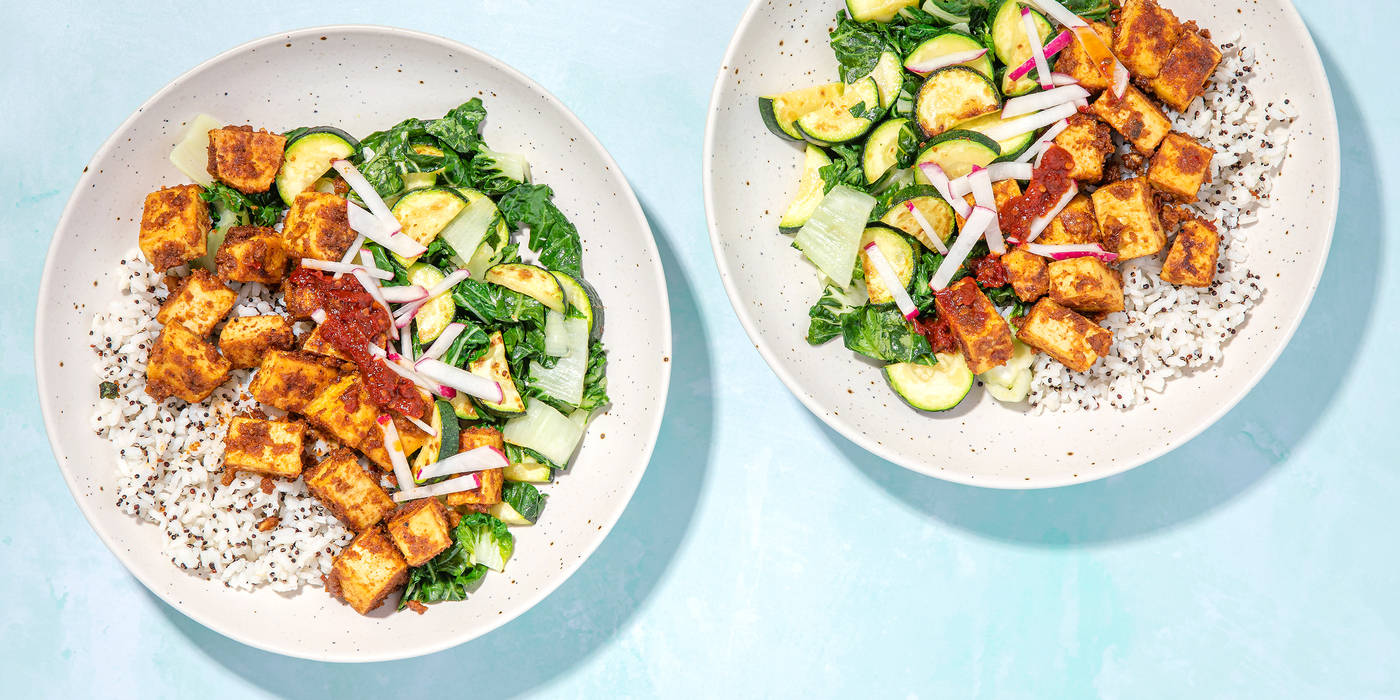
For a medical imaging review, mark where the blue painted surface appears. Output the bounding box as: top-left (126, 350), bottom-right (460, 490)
top-left (1, 0), bottom-right (1396, 696)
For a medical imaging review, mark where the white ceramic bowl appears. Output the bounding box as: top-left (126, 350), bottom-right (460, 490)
top-left (35, 26), bottom-right (671, 661)
top-left (704, 0), bottom-right (1337, 488)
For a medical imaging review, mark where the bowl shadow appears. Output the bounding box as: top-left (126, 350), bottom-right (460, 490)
top-left (832, 41), bottom-right (1382, 547)
top-left (152, 209), bottom-right (714, 694)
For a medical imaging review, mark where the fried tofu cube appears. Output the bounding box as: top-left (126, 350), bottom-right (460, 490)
top-left (306, 449), bottom-right (397, 532)
top-left (1092, 177), bottom-right (1165, 260)
top-left (282, 267), bottom-right (325, 320)
top-left (387, 498), bottom-right (454, 567)
top-left (1113, 0), bottom-right (1184, 80)
top-left (1091, 86), bottom-right (1172, 154)
top-left (215, 225), bottom-right (289, 283)
top-left (300, 323), bottom-right (387, 363)
top-left (1016, 298), bottom-right (1113, 373)
top-left (1150, 29), bottom-right (1223, 112)
top-left (1053, 114), bottom-right (1114, 183)
top-left (223, 416), bottom-right (306, 478)
top-left (1056, 22), bottom-right (1113, 93)
top-left (1036, 194), bottom-right (1100, 246)
top-left (302, 375), bottom-right (380, 449)
top-left (282, 192), bottom-right (355, 262)
top-left (1002, 248), bottom-right (1049, 302)
top-left (145, 322), bottom-right (231, 403)
top-left (156, 269), bottom-right (237, 336)
top-left (218, 315), bottom-right (294, 369)
top-left (359, 410), bottom-right (432, 472)
top-left (1047, 257), bottom-right (1125, 313)
top-left (249, 349), bottom-right (341, 413)
top-left (1160, 219), bottom-right (1220, 287)
top-left (932, 277), bottom-right (1015, 375)
top-left (206, 125), bottom-right (286, 194)
top-left (328, 526), bottom-right (407, 615)
top-left (1149, 132), bottom-right (1215, 202)
top-left (139, 184), bottom-right (211, 273)
top-left (447, 427), bottom-right (506, 507)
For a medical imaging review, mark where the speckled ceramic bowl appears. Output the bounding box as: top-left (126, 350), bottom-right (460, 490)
top-left (35, 26), bottom-right (670, 661)
top-left (704, 0), bottom-right (1337, 488)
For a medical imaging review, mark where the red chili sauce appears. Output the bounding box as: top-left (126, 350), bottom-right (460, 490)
top-left (999, 145), bottom-right (1076, 242)
top-left (966, 253), bottom-right (1009, 289)
top-left (910, 313), bottom-right (957, 355)
top-left (286, 267), bottom-right (426, 418)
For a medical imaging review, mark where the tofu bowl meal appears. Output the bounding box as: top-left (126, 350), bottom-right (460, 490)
top-left (705, 0), bottom-right (1337, 487)
top-left (35, 26), bottom-right (671, 660)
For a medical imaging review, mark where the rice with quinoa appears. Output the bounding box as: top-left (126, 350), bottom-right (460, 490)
top-left (89, 254), bottom-right (352, 592)
top-left (1028, 32), bottom-right (1297, 413)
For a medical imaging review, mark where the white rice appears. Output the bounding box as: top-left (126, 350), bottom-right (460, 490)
top-left (89, 253), bottom-right (353, 592)
top-left (1029, 33), bottom-right (1294, 412)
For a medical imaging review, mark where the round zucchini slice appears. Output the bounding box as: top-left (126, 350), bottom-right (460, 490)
top-left (869, 52), bottom-right (904, 109)
top-left (552, 271), bottom-right (605, 344)
top-left (883, 352), bottom-right (974, 412)
top-left (877, 186), bottom-right (956, 250)
top-left (914, 130), bottom-right (1001, 181)
top-left (913, 66), bottom-right (1001, 140)
top-left (275, 127), bottom-right (358, 205)
top-left (780, 145), bottom-right (833, 234)
top-left (859, 227), bottom-right (918, 305)
top-left (759, 83), bottom-right (846, 142)
top-left (861, 118), bottom-right (918, 185)
top-left (953, 112), bottom-right (1040, 163)
top-left (904, 32), bottom-right (995, 80)
top-left (390, 186), bottom-right (469, 264)
top-left (992, 0), bottom-right (1055, 96)
top-left (795, 77), bottom-right (882, 147)
top-left (485, 263), bottom-right (567, 313)
top-left (450, 393), bottom-right (481, 420)
top-left (408, 400), bottom-right (461, 479)
top-left (406, 263), bottom-right (455, 343)
top-left (845, 0), bottom-right (920, 23)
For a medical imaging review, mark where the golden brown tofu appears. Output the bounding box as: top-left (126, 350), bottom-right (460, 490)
top-left (1091, 86), bottom-right (1172, 154)
top-left (1047, 257), bottom-right (1125, 313)
top-left (218, 315), bottom-right (294, 369)
top-left (299, 323), bottom-right (387, 363)
top-left (248, 349), bottom-right (341, 414)
top-left (1056, 22), bottom-right (1113, 93)
top-left (206, 125), bottom-right (286, 194)
top-left (156, 269), bottom-right (237, 337)
top-left (1002, 248), bottom-right (1049, 302)
top-left (1150, 29), bottom-right (1223, 112)
top-left (1092, 177), bottom-right (1165, 260)
top-left (1036, 194), bottom-right (1100, 246)
top-left (387, 498), bottom-right (454, 567)
top-left (145, 322), bottom-right (232, 403)
top-left (1160, 219), bottom-right (1220, 287)
top-left (1053, 114), bottom-right (1114, 183)
top-left (1148, 132), bottom-right (1215, 202)
top-left (302, 375), bottom-right (380, 449)
top-left (327, 526), bottom-right (407, 615)
top-left (359, 410), bottom-right (432, 472)
top-left (1016, 298), bottom-right (1113, 373)
top-left (932, 277), bottom-right (1014, 375)
top-left (223, 416), bottom-right (306, 479)
top-left (139, 184), bottom-right (211, 273)
top-left (215, 225), bottom-right (289, 284)
top-left (305, 449), bottom-right (397, 532)
top-left (282, 192), bottom-right (355, 262)
top-left (446, 427), bottom-right (506, 507)
top-left (1113, 0), bottom-right (1183, 80)
top-left (955, 179), bottom-right (1021, 229)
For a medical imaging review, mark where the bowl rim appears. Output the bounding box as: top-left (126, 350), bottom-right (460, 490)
top-left (34, 23), bottom-right (672, 661)
top-left (701, 0), bottom-right (1339, 490)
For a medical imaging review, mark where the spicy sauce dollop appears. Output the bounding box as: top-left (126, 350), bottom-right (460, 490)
top-left (999, 145), bottom-right (1077, 241)
top-left (966, 253), bottom-right (1009, 289)
top-left (911, 313), bottom-right (957, 355)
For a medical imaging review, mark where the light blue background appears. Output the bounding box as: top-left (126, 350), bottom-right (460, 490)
top-left (2, 0), bottom-right (1395, 697)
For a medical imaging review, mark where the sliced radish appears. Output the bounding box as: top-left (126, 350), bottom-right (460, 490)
top-left (968, 168), bottom-right (1005, 255)
top-left (310, 308), bottom-right (327, 325)
top-left (414, 357), bottom-right (504, 403)
top-left (1023, 242), bottom-right (1119, 262)
top-left (401, 411), bottom-right (437, 438)
top-left (393, 473), bottom-right (482, 503)
top-left (392, 269), bottom-right (470, 325)
top-left (379, 415), bottom-right (414, 490)
top-left (332, 160), bottom-right (400, 234)
top-left (358, 247), bottom-right (380, 273)
top-left (1025, 0), bottom-right (1087, 28)
top-left (982, 102), bottom-right (1078, 142)
top-left (905, 202), bottom-right (949, 255)
top-left (1022, 7), bottom-right (1054, 90)
top-left (415, 446), bottom-right (509, 482)
top-left (1007, 30), bottom-right (1073, 81)
top-left (1002, 84), bottom-right (1090, 119)
top-left (300, 258), bottom-right (391, 280)
top-left (424, 323), bottom-right (466, 361)
top-left (905, 49), bottom-right (989, 75)
top-left (1050, 72), bottom-right (1080, 87)
top-left (366, 342), bottom-right (387, 358)
top-left (380, 355), bottom-right (437, 395)
top-left (1014, 118), bottom-right (1071, 164)
top-left (987, 162), bottom-right (1034, 182)
top-left (334, 233), bottom-right (366, 278)
top-left (399, 324), bottom-right (413, 361)
top-left (346, 201), bottom-right (427, 258)
top-left (863, 241), bottom-right (920, 320)
top-left (931, 206), bottom-right (996, 290)
top-left (916, 163), bottom-right (971, 218)
top-left (379, 285), bottom-right (428, 304)
top-left (1026, 181), bottom-right (1080, 242)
